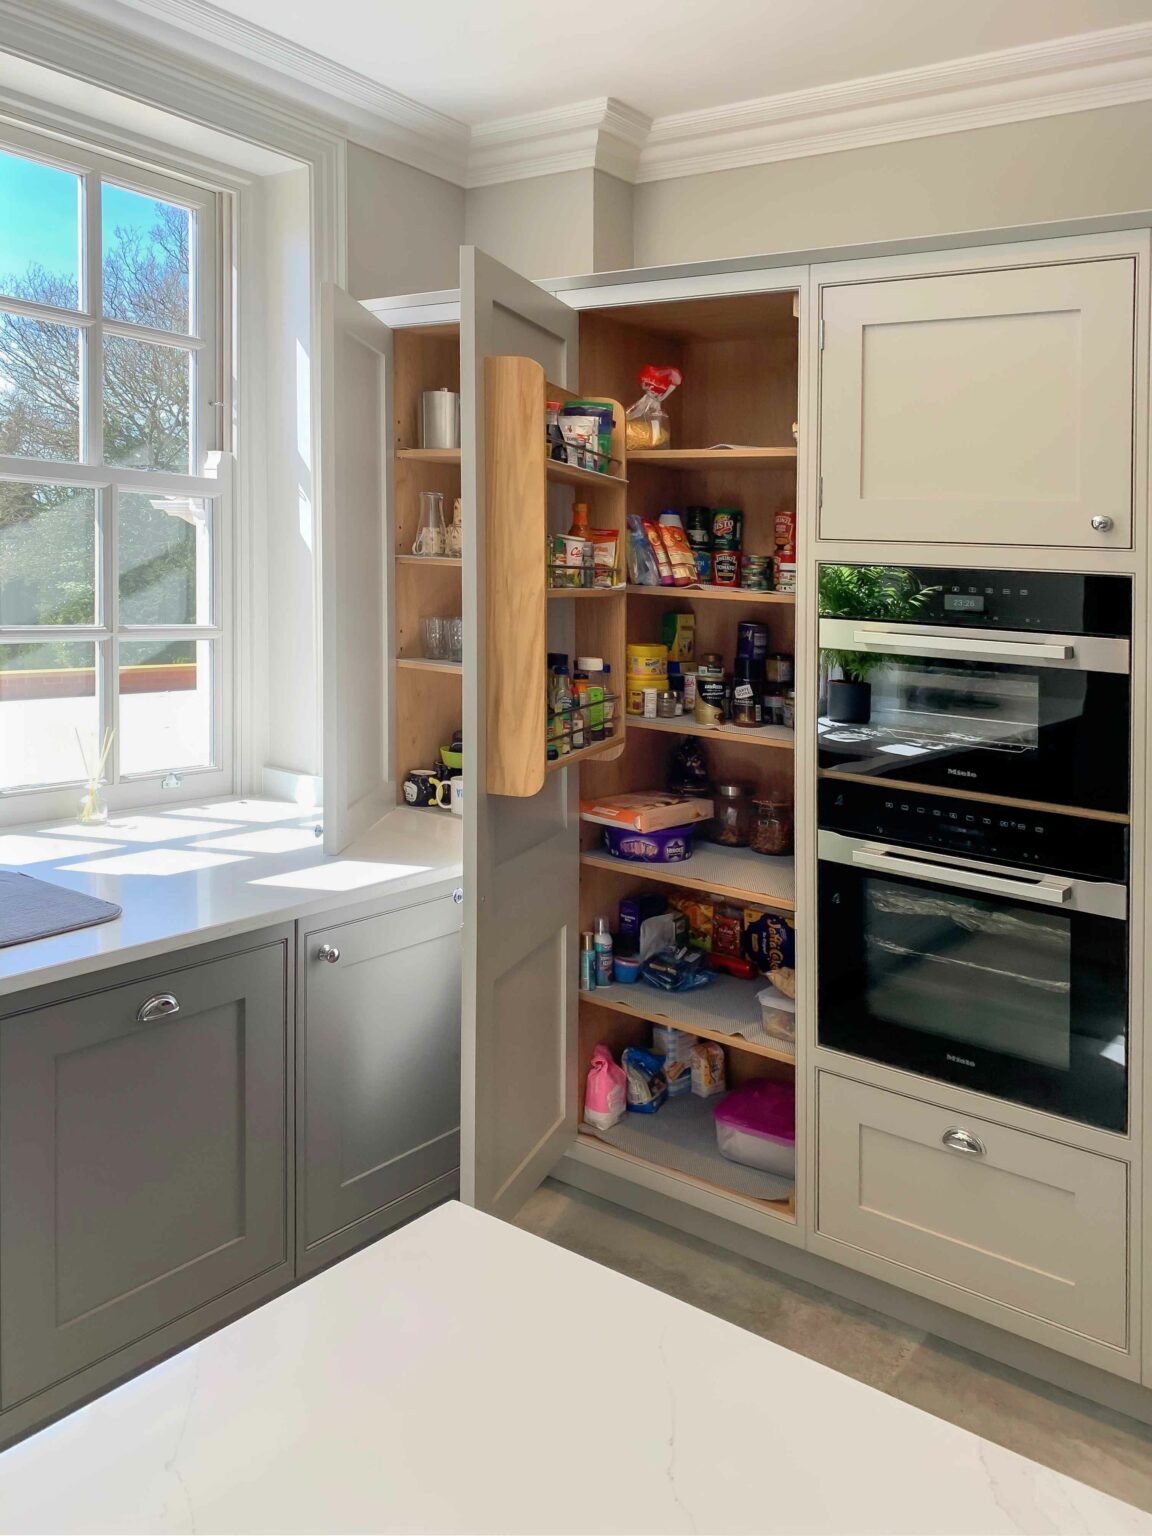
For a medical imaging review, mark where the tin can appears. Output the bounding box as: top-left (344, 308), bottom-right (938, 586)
top-left (711, 508), bottom-right (743, 551)
top-left (774, 559), bottom-right (797, 593)
top-left (685, 506), bottom-right (712, 552)
top-left (712, 551), bottom-right (739, 587)
top-left (736, 622), bottom-right (770, 661)
top-left (694, 551), bottom-right (713, 583)
top-left (695, 676), bottom-right (726, 725)
top-left (740, 554), bottom-right (772, 591)
top-left (774, 508), bottom-right (796, 557)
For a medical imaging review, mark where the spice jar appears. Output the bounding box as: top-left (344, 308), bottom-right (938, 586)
top-left (712, 782), bottom-right (752, 847)
top-left (656, 689), bottom-right (679, 719)
top-left (751, 798), bottom-right (793, 857)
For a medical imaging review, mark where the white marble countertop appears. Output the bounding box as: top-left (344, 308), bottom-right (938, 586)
top-left (0, 799), bottom-right (462, 1001)
top-left (0, 1200), bottom-right (1146, 1535)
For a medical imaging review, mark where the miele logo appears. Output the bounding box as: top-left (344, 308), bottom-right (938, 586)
top-left (946, 1052), bottom-right (977, 1068)
top-left (946, 769), bottom-right (977, 778)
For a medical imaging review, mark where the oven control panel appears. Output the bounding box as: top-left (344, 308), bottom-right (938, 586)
top-left (818, 778), bottom-right (1127, 883)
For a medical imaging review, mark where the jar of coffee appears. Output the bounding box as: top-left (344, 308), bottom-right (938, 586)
top-left (751, 798), bottom-right (793, 857)
top-left (713, 782), bottom-right (752, 847)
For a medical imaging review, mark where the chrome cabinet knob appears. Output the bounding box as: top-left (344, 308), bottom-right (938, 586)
top-left (137, 993), bottom-right (180, 1023)
top-left (941, 1127), bottom-right (985, 1156)
top-left (452, 888), bottom-right (464, 905)
top-left (317, 943), bottom-right (340, 964)
top-left (1091, 516), bottom-right (1114, 532)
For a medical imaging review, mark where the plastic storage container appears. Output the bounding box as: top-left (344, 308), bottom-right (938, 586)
top-left (714, 1079), bottom-right (796, 1176)
top-left (756, 983), bottom-right (796, 1044)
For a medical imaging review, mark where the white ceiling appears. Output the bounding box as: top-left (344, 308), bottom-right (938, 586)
top-left (149, 0), bottom-right (1152, 124)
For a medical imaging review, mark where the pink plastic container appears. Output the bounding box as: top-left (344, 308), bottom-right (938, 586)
top-left (713, 1079), bottom-right (795, 1176)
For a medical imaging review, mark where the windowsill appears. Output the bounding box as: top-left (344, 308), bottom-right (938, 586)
top-left (0, 797), bottom-right (463, 1001)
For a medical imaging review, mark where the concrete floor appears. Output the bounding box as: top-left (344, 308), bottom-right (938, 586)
top-left (515, 1179), bottom-right (1152, 1513)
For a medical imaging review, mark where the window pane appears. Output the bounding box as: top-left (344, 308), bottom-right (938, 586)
top-left (119, 492), bottom-right (209, 625)
top-left (102, 185), bottom-right (192, 335)
top-left (0, 312), bottom-right (81, 461)
top-left (0, 640), bottom-right (96, 790)
top-left (103, 334), bottom-right (191, 471)
top-left (0, 150), bottom-right (81, 310)
top-left (119, 638), bottom-right (211, 774)
top-left (0, 483), bottom-right (96, 625)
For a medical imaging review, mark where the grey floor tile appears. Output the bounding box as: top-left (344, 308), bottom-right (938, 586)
top-left (515, 1180), bottom-right (1152, 1512)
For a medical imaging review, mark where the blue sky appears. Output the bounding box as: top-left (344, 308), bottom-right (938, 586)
top-left (0, 149), bottom-right (178, 298)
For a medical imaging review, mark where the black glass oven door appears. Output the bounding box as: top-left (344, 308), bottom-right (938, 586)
top-left (817, 627), bottom-right (1129, 814)
top-left (817, 846), bottom-right (1128, 1132)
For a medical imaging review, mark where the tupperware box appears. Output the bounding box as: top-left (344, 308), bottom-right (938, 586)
top-left (713, 1079), bottom-right (796, 1177)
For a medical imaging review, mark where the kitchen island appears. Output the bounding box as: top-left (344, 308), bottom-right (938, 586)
top-left (0, 1200), bottom-right (1146, 1535)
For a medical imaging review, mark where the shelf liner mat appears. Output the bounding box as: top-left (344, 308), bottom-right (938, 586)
top-left (582, 1092), bottom-right (794, 1204)
top-left (594, 978), bottom-right (796, 1057)
top-left (0, 870), bottom-right (121, 948)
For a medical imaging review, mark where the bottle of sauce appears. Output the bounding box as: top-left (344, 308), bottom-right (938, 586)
top-left (568, 501), bottom-right (591, 537)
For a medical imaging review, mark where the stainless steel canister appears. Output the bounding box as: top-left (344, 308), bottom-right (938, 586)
top-left (421, 389), bottom-right (460, 449)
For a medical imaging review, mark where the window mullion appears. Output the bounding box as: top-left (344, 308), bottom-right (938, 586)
top-left (83, 172), bottom-right (103, 468)
top-left (102, 485), bottom-right (118, 787)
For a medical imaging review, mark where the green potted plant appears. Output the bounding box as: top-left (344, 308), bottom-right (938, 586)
top-left (818, 565), bottom-right (935, 724)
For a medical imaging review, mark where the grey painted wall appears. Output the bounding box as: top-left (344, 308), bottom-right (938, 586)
top-left (632, 102), bottom-right (1152, 267)
top-left (346, 144), bottom-right (465, 298)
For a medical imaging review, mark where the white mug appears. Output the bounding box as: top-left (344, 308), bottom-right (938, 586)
top-left (449, 778), bottom-right (464, 817)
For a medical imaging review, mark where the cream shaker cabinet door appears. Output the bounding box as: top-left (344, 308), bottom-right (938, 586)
top-left (816, 1074), bottom-right (1129, 1350)
top-left (818, 258), bottom-right (1135, 548)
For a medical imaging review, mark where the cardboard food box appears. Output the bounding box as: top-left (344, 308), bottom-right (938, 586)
top-left (579, 791), bottom-right (714, 833)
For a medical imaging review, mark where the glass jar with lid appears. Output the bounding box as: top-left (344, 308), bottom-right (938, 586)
top-left (712, 782), bottom-right (752, 847)
top-left (751, 797), bottom-right (793, 857)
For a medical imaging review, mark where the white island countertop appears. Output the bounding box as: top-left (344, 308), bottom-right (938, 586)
top-left (0, 1200), bottom-right (1147, 1536)
top-left (0, 799), bottom-right (462, 1000)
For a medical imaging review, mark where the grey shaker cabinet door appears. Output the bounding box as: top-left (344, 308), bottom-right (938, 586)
top-left (300, 894), bottom-right (462, 1256)
top-left (0, 942), bottom-right (289, 1407)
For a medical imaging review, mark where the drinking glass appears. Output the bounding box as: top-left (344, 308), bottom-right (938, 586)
top-left (448, 617), bottom-right (464, 663)
top-left (422, 617), bottom-right (449, 659)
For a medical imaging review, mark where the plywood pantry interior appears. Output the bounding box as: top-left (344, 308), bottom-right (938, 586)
top-left (389, 280), bottom-right (804, 1224)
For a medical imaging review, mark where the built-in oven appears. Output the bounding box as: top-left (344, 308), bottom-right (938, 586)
top-left (818, 567), bottom-right (1132, 815)
top-left (817, 780), bottom-right (1129, 1132)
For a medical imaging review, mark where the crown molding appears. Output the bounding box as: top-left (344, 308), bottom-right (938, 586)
top-left (468, 98), bottom-right (651, 187)
top-left (46, 0), bottom-right (471, 185)
top-left (637, 22), bottom-right (1152, 181)
top-left (15, 4), bottom-right (1152, 191)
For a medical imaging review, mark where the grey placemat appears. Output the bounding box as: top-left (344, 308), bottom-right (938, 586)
top-left (0, 870), bottom-right (121, 948)
top-left (582, 1091), bottom-right (794, 1203)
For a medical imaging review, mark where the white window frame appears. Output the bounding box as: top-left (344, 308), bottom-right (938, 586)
top-left (0, 118), bottom-right (234, 824)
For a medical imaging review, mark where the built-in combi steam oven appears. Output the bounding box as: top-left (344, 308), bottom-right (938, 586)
top-left (817, 567), bottom-right (1132, 1132)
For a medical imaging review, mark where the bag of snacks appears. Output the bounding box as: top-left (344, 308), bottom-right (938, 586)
top-left (584, 1043), bottom-right (627, 1130)
top-left (625, 366), bottom-right (682, 450)
top-left (623, 1046), bottom-right (668, 1113)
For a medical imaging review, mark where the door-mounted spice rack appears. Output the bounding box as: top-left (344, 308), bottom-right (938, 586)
top-left (485, 355), bottom-right (627, 796)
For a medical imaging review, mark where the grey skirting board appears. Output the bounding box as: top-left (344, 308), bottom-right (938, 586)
top-left (581, 1091), bottom-right (794, 1204)
top-left (0, 870), bottom-right (121, 948)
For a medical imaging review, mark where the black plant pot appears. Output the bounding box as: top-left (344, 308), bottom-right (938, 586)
top-left (827, 678), bottom-right (872, 724)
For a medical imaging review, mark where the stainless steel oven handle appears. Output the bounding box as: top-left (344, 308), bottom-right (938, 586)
top-left (849, 630), bottom-right (1073, 663)
top-left (849, 847), bottom-right (1073, 904)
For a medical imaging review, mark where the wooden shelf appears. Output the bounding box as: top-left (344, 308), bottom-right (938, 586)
top-left (396, 555), bottom-right (462, 568)
top-left (396, 658), bottom-right (462, 676)
top-left (546, 458), bottom-right (627, 489)
top-left (547, 585), bottom-right (625, 601)
top-left (580, 842), bottom-right (795, 910)
top-left (397, 447), bottom-right (461, 464)
top-left (546, 734), bottom-right (624, 773)
top-left (626, 584), bottom-right (794, 606)
top-left (586, 974), bottom-right (795, 1064)
top-left (628, 448), bottom-right (796, 468)
top-left (627, 716), bottom-right (794, 749)
top-left (575, 1124), bottom-right (795, 1222)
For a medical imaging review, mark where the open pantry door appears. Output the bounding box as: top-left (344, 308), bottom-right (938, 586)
top-left (319, 284), bottom-right (394, 855)
top-left (461, 247), bottom-right (581, 1217)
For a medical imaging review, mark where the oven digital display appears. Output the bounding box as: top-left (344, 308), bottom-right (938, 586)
top-left (944, 592), bottom-right (985, 612)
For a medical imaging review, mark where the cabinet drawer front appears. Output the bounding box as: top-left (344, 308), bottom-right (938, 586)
top-left (1, 943), bottom-right (289, 1406)
top-left (301, 895), bottom-right (462, 1250)
top-left (817, 1074), bottom-right (1128, 1348)
top-left (819, 258), bottom-right (1135, 549)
